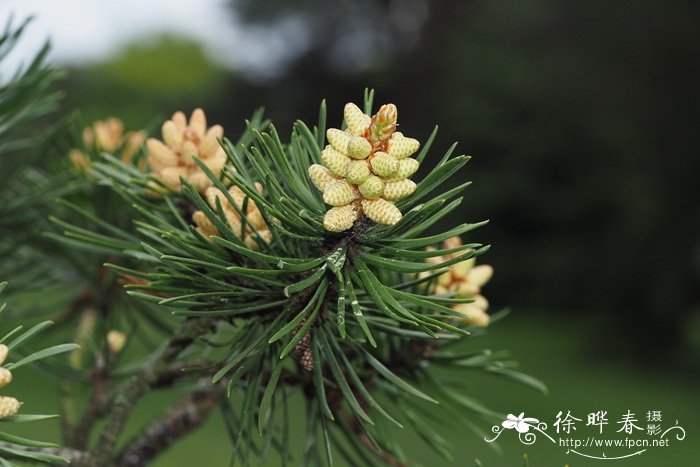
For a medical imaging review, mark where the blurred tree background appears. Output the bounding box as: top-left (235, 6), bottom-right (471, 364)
top-left (58, 0), bottom-right (700, 365)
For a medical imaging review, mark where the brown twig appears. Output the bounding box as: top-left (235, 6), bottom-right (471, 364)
top-left (116, 386), bottom-right (221, 466)
top-left (86, 317), bottom-right (217, 466)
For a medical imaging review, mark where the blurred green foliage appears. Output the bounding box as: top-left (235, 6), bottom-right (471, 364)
top-left (62, 36), bottom-right (228, 128)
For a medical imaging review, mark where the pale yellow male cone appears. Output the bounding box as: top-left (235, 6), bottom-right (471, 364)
top-left (0, 368), bottom-right (11, 389)
top-left (383, 179), bottom-right (417, 201)
top-left (193, 183), bottom-right (272, 250)
top-left (387, 132), bottom-right (420, 159)
top-left (392, 158), bottom-right (420, 180)
top-left (369, 152), bottom-right (398, 178)
top-left (147, 139), bottom-right (178, 169)
top-left (443, 236), bottom-right (463, 250)
top-left (69, 149), bottom-right (91, 171)
top-left (327, 128), bottom-right (351, 154)
top-left (107, 330), bottom-right (127, 354)
top-left (324, 205), bottom-right (358, 232)
top-left (347, 136), bottom-right (372, 159)
top-left (0, 344), bottom-right (8, 366)
top-left (147, 108), bottom-right (227, 193)
top-left (345, 160), bottom-right (371, 185)
top-left (362, 198), bottom-right (402, 225)
top-left (468, 265), bottom-right (494, 288)
top-left (83, 118), bottom-right (123, 153)
top-left (358, 175), bottom-right (385, 199)
top-left (321, 146), bottom-right (351, 176)
top-left (0, 396), bottom-right (20, 419)
top-left (309, 164), bottom-right (338, 191)
top-left (193, 211), bottom-right (218, 237)
top-left (453, 295), bottom-right (491, 327)
top-left (189, 108), bottom-right (207, 140)
top-left (455, 281), bottom-right (480, 298)
top-left (344, 103), bottom-right (371, 135)
top-left (323, 180), bottom-right (357, 207)
top-left (454, 303), bottom-right (491, 327)
top-left (452, 257), bottom-right (476, 278)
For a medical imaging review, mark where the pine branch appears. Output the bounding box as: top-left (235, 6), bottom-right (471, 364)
top-left (117, 385), bottom-right (221, 466)
top-left (88, 317), bottom-right (217, 466)
top-left (34, 94), bottom-right (541, 465)
top-left (0, 442), bottom-right (92, 465)
top-left (67, 368), bottom-right (112, 449)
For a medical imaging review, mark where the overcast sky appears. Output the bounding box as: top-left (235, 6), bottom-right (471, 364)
top-left (0, 0), bottom-right (309, 77)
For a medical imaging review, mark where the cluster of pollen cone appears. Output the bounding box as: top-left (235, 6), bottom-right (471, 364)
top-left (192, 183), bottom-right (272, 250)
top-left (146, 108), bottom-right (272, 250)
top-left (147, 109), bottom-right (228, 193)
top-left (424, 237), bottom-right (494, 327)
top-left (69, 118), bottom-right (146, 171)
top-left (309, 102), bottom-right (421, 232)
top-left (0, 345), bottom-right (21, 419)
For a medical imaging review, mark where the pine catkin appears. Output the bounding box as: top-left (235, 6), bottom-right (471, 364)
top-left (427, 236), bottom-right (494, 327)
top-left (344, 103), bottom-right (371, 135)
top-left (0, 396), bottom-right (20, 419)
top-left (324, 205), bottom-right (358, 232)
top-left (358, 176), bottom-right (385, 199)
top-left (346, 160), bottom-right (371, 185)
top-left (370, 152), bottom-right (399, 178)
top-left (0, 345), bottom-right (8, 366)
top-left (387, 132), bottom-right (420, 159)
top-left (147, 108), bottom-right (227, 193)
top-left (383, 179), bottom-right (417, 201)
top-left (347, 136), bottom-right (372, 159)
top-left (327, 128), bottom-right (352, 153)
top-left (308, 164), bottom-right (339, 191)
top-left (70, 119), bottom-right (146, 171)
top-left (323, 180), bottom-right (357, 207)
top-left (0, 368), bottom-right (11, 389)
top-left (362, 198), bottom-right (402, 225)
top-left (192, 185), bottom-right (272, 249)
top-left (321, 146), bottom-right (351, 176)
top-left (310, 101), bottom-right (421, 231)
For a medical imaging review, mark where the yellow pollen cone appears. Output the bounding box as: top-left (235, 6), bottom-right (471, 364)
top-left (344, 103), bottom-right (371, 135)
top-left (0, 368), bottom-right (11, 389)
top-left (321, 146), bottom-right (351, 176)
top-left (358, 175), bottom-right (385, 199)
top-left (383, 179), bottom-right (417, 201)
top-left (107, 330), bottom-right (127, 354)
top-left (0, 396), bottom-right (20, 419)
top-left (323, 180), bottom-right (357, 206)
top-left (347, 136), bottom-right (372, 159)
top-left (468, 265), bottom-right (494, 288)
top-left (162, 120), bottom-right (183, 151)
top-left (362, 198), bottom-right (401, 225)
top-left (308, 164), bottom-right (338, 191)
top-left (392, 158), bottom-right (420, 179)
top-left (323, 205), bottom-right (358, 232)
top-left (387, 132), bottom-right (420, 159)
top-left (370, 152), bottom-right (398, 178)
top-left (346, 160), bottom-right (371, 185)
top-left (189, 108), bottom-right (207, 140)
top-left (453, 303), bottom-right (490, 327)
top-left (327, 128), bottom-right (351, 154)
